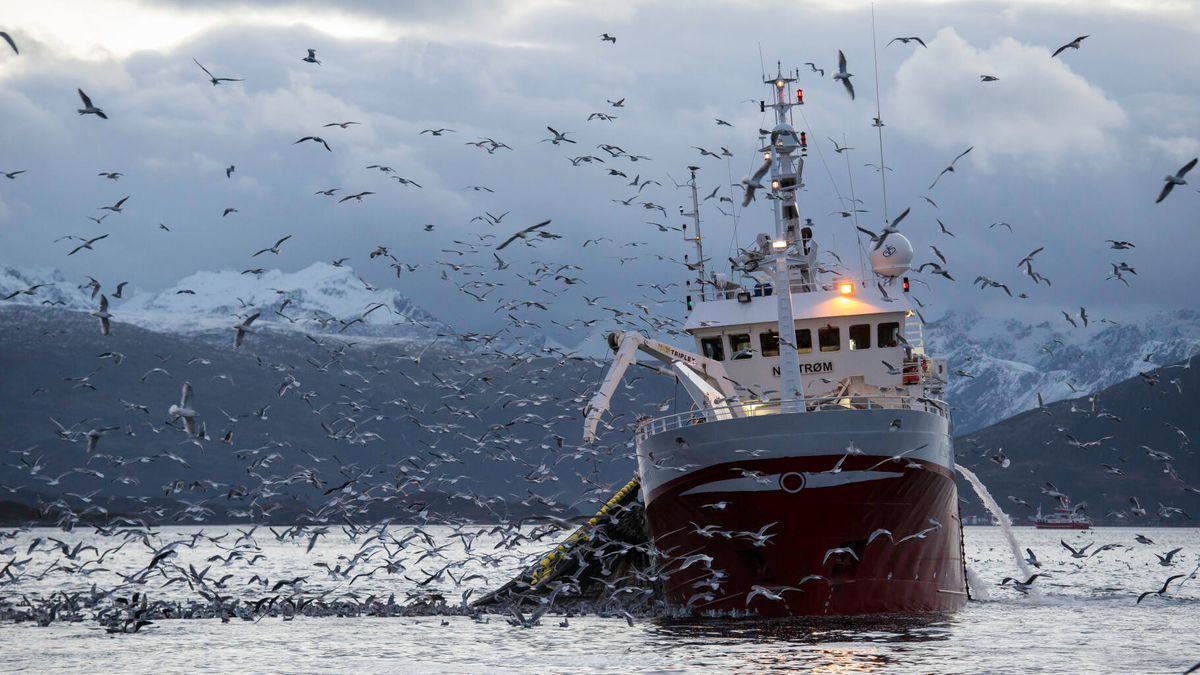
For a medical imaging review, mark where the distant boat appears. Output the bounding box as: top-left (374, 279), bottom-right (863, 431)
top-left (1033, 504), bottom-right (1092, 530)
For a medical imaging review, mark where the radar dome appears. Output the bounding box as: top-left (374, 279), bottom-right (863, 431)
top-left (869, 233), bottom-right (913, 277)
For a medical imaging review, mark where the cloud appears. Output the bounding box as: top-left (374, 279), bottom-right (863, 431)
top-left (886, 27), bottom-right (1127, 170)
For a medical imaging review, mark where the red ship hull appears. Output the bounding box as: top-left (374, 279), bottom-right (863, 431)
top-left (643, 455), bottom-right (968, 616)
top-left (1034, 522), bottom-right (1090, 530)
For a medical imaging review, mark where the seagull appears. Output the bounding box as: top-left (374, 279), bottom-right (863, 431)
top-left (1155, 158), bottom-right (1196, 203)
top-left (338, 191), bottom-right (375, 203)
top-left (419, 128), bottom-right (454, 135)
top-left (233, 313), bottom-right (259, 348)
top-left (1155, 547), bottom-right (1182, 566)
top-left (715, 118), bottom-right (733, 127)
top-left (936, 219), bottom-right (955, 237)
top-left (252, 235), bottom-right (292, 257)
top-left (1000, 574), bottom-right (1042, 594)
top-left (302, 49), bottom-right (321, 65)
top-left (1024, 548), bottom-right (1042, 568)
top-left (740, 157), bottom-right (772, 207)
top-left (1060, 539), bottom-right (1093, 558)
top-left (1017, 246), bottom-right (1044, 267)
top-left (829, 138), bottom-right (854, 154)
top-left (168, 382), bottom-right (198, 437)
top-left (496, 220), bottom-right (553, 250)
top-left (833, 50), bottom-right (855, 100)
top-left (3, 169), bottom-right (26, 179)
top-left (324, 121), bottom-right (361, 129)
top-left (1106, 240), bottom-right (1135, 249)
top-left (1051, 35), bottom-right (1089, 58)
top-left (91, 295), bottom-right (112, 336)
top-left (600, 33), bottom-right (616, 43)
top-left (887, 36), bottom-right (927, 47)
top-left (192, 58), bottom-right (243, 86)
top-left (225, 165), bottom-right (235, 178)
top-left (99, 196), bottom-right (130, 213)
top-left (68, 234), bottom-right (109, 256)
top-left (295, 136), bottom-right (331, 152)
top-left (928, 147), bottom-right (973, 190)
top-left (2, 283), bottom-right (48, 301)
top-left (98, 172), bottom-right (122, 180)
top-left (980, 75), bottom-right (999, 82)
top-left (1136, 574), bottom-right (1184, 604)
top-left (607, 98), bottom-right (625, 107)
top-left (745, 585), bottom-right (800, 605)
top-left (872, 207), bottom-right (911, 251)
top-left (823, 547), bottom-right (859, 564)
top-left (541, 127), bottom-right (576, 145)
top-left (77, 89), bottom-right (107, 119)
top-left (0, 31), bottom-right (17, 55)
top-left (804, 62), bottom-right (824, 77)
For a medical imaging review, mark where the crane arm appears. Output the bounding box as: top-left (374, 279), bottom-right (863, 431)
top-left (582, 331), bottom-right (736, 443)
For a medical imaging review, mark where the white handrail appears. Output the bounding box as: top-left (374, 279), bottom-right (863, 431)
top-left (635, 394), bottom-right (947, 440)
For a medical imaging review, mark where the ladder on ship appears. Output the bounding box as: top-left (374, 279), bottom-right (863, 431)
top-left (904, 317), bottom-right (925, 355)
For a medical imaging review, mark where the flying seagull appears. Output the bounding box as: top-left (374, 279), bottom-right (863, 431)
top-left (887, 36), bottom-right (927, 47)
top-left (302, 49), bottom-right (321, 65)
top-left (980, 74), bottom-right (999, 82)
top-left (1051, 35), bottom-right (1089, 58)
top-left (600, 33), bottom-right (616, 43)
top-left (1155, 157), bottom-right (1196, 203)
top-left (77, 89), bottom-right (107, 119)
top-left (295, 136), bottom-right (331, 152)
top-left (833, 50), bottom-right (855, 100)
top-left (192, 58), bottom-right (243, 86)
top-left (91, 294), bottom-right (112, 336)
top-left (496, 220), bottom-right (553, 250)
top-left (928, 147), bottom-right (973, 190)
top-left (872, 207), bottom-right (911, 251)
top-left (804, 62), bottom-right (824, 77)
top-left (233, 312), bottom-right (259, 348)
top-left (168, 382), bottom-right (198, 437)
top-left (253, 235), bottom-right (292, 257)
top-left (541, 127), bottom-right (576, 145)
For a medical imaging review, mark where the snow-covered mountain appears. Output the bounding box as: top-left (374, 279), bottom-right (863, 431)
top-left (926, 308), bottom-right (1200, 433)
top-left (0, 266), bottom-right (95, 310)
top-left (115, 262), bottom-right (445, 339)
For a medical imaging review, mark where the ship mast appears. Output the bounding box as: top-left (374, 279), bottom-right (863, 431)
top-left (682, 166), bottom-right (705, 304)
top-left (763, 64), bottom-right (807, 410)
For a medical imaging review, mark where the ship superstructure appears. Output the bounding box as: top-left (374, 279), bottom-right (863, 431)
top-left (580, 65), bottom-right (968, 616)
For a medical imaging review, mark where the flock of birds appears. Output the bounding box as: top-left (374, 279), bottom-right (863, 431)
top-left (0, 19), bottom-right (1197, 639)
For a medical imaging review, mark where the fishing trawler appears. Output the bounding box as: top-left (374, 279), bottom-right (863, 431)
top-left (1033, 503), bottom-right (1092, 530)
top-left (576, 66), bottom-right (969, 616)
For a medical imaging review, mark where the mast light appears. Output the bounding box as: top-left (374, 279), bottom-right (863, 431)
top-left (796, 88), bottom-right (804, 104)
top-left (776, 79), bottom-right (785, 89)
top-left (771, 239), bottom-right (787, 250)
top-left (771, 179), bottom-right (780, 190)
top-left (838, 282), bottom-right (854, 295)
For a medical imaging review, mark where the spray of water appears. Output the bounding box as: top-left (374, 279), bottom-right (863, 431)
top-left (956, 464), bottom-right (1033, 579)
top-left (965, 567), bottom-right (992, 601)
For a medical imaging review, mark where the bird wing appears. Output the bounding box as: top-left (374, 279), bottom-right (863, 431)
top-left (114, 196), bottom-right (129, 208)
top-left (952, 146), bottom-right (974, 165)
top-left (1177, 157), bottom-right (1198, 178)
top-left (750, 158), bottom-right (771, 182)
top-left (275, 235), bottom-right (292, 248)
top-left (193, 58), bottom-right (214, 79)
top-left (890, 207), bottom-right (911, 229)
top-left (913, 37), bottom-right (927, 47)
top-left (98, 294), bottom-right (108, 312)
top-left (78, 89), bottom-right (93, 108)
top-left (1155, 181), bottom-right (1175, 203)
top-left (181, 382), bottom-right (193, 407)
top-left (1, 31), bottom-right (18, 54)
top-left (244, 312), bottom-right (260, 327)
top-left (1051, 43), bottom-right (1069, 57)
top-left (842, 77), bottom-right (855, 100)
top-left (837, 49), bottom-right (847, 73)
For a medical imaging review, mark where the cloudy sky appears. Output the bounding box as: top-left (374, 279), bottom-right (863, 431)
top-left (1, 0), bottom-right (1197, 346)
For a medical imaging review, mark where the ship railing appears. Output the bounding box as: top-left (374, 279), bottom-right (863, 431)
top-left (635, 394), bottom-right (948, 440)
top-left (694, 277), bottom-right (848, 304)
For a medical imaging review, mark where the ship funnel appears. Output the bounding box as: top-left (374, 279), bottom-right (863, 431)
top-left (869, 232), bottom-right (913, 277)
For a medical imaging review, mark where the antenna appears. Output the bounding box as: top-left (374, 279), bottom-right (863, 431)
top-left (870, 2), bottom-right (890, 224)
top-left (757, 42), bottom-right (767, 82)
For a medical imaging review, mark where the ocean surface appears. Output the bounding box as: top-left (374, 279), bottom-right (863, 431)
top-left (1, 525), bottom-right (1197, 674)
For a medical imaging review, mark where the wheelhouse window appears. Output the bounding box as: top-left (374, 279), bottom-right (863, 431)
top-left (818, 325), bottom-right (841, 352)
top-left (729, 333), bottom-right (752, 359)
top-left (700, 336), bottom-right (725, 361)
top-left (794, 328), bottom-right (813, 354)
top-left (878, 322), bottom-right (900, 348)
top-left (759, 330), bottom-right (780, 357)
top-left (848, 324), bottom-right (871, 350)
